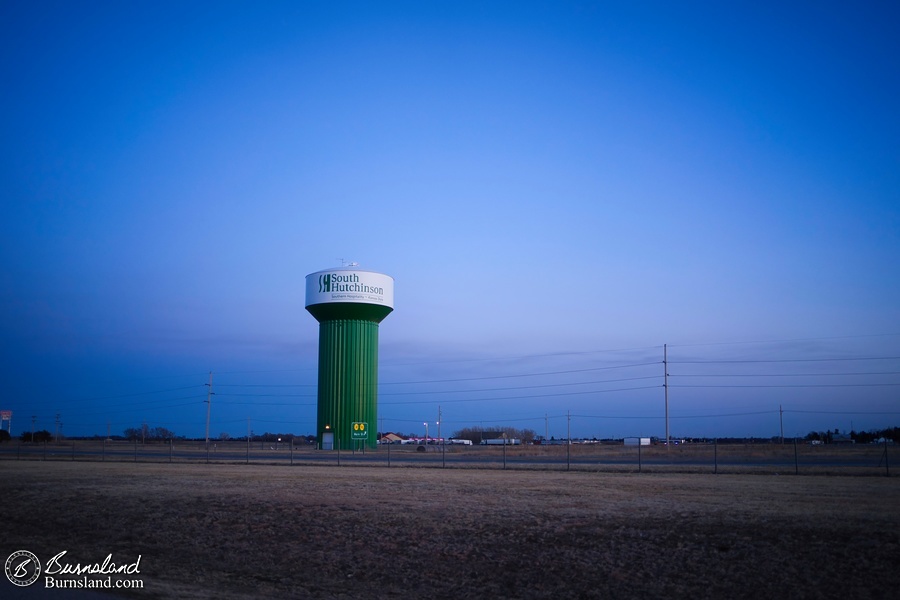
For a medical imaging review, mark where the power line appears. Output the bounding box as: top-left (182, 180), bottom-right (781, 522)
top-left (785, 409), bottom-right (900, 415)
top-left (670, 371), bottom-right (900, 377)
top-left (666, 332), bottom-right (900, 348)
top-left (380, 375), bottom-right (663, 397)
top-left (379, 344), bottom-right (663, 368)
top-left (215, 384), bottom-right (316, 388)
top-left (671, 383), bottom-right (900, 388)
top-left (381, 384), bottom-right (662, 405)
top-left (380, 361), bottom-right (661, 386)
top-left (670, 356), bottom-right (900, 364)
top-left (55, 386), bottom-right (203, 405)
top-left (572, 410), bottom-right (777, 420)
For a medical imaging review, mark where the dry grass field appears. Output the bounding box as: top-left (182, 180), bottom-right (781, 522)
top-left (2, 461), bottom-right (898, 599)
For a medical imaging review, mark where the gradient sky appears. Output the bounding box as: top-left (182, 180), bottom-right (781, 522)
top-left (2, 1), bottom-right (898, 441)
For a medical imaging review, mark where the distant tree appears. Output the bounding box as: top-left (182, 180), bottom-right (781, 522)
top-left (452, 427), bottom-right (485, 444)
top-left (0, 430), bottom-right (10, 443)
top-left (219, 432), bottom-right (231, 441)
top-left (151, 426), bottom-right (174, 440)
top-left (519, 428), bottom-right (538, 444)
top-left (20, 429), bottom-right (52, 443)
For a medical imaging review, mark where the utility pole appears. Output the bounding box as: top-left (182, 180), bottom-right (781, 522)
top-left (664, 344), bottom-right (670, 448)
top-left (31, 415), bottom-right (36, 443)
top-left (545, 413), bottom-right (549, 441)
top-left (204, 372), bottom-right (214, 449)
top-left (55, 413), bottom-right (60, 443)
top-left (438, 406), bottom-right (444, 467)
top-left (779, 404), bottom-right (784, 444)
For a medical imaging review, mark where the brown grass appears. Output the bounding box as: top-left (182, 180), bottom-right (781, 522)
top-left (2, 462), bottom-right (899, 599)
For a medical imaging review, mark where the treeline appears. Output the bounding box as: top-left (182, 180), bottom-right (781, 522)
top-left (806, 427), bottom-right (899, 444)
top-left (119, 428), bottom-right (317, 444)
top-left (16, 430), bottom-right (52, 443)
top-left (451, 426), bottom-right (539, 444)
top-left (124, 425), bottom-right (176, 441)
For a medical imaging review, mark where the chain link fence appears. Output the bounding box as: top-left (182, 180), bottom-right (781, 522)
top-left (1, 438), bottom-right (892, 476)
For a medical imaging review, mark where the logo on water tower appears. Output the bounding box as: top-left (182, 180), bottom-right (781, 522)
top-left (306, 268), bottom-right (394, 309)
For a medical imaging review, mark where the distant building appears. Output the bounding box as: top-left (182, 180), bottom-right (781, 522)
top-left (624, 437), bottom-right (651, 446)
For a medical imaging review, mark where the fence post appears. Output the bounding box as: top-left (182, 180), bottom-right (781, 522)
top-left (388, 441), bottom-right (391, 467)
top-left (17, 442), bottom-right (20, 460)
top-left (170, 439), bottom-right (173, 463)
top-left (102, 438), bottom-right (106, 462)
top-left (337, 439), bottom-right (341, 467)
top-left (638, 440), bottom-right (642, 473)
top-left (885, 438), bottom-right (890, 477)
top-left (72, 442), bottom-right (75, 461)
top-left (290, 441), bottom-right (293, 466)
top-left (794, 438), bottom-right (799, 475)
top-left (134, 437), bottom-right (137, 462)
top-left (714, 438), bottom-right (718, 474)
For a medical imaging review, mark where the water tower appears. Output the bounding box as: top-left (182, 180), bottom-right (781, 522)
top-left (305, 265), bottom-right (393, 450)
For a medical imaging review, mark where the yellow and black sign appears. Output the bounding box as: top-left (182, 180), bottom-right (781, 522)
top-left (351, 422), bottom-right (367, 439)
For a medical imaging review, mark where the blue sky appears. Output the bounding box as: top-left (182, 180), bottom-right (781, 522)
top-left (2, 1), bottom-right (898, 440)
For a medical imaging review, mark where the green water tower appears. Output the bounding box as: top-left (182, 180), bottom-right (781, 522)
top-left (305, 266), bottom-right (394, 450)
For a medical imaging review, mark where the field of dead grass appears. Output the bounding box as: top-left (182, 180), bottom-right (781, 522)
top-left (2, 462), bottom-right (898, 599)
